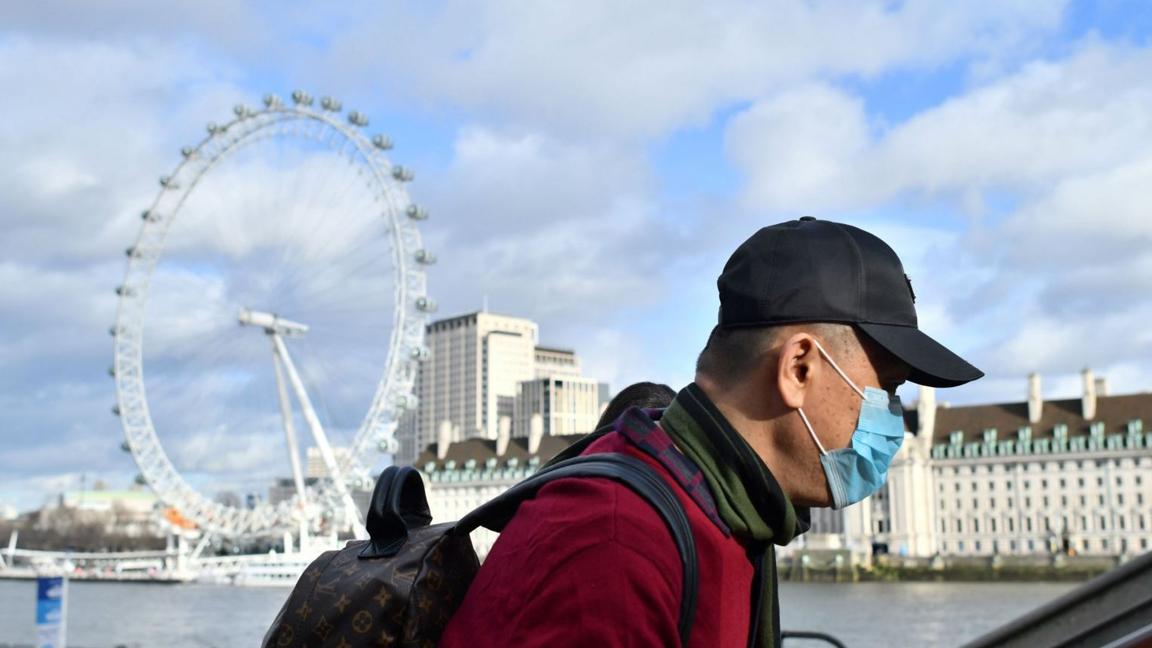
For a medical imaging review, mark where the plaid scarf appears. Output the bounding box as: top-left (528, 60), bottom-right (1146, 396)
top-left (660, 383), bottom-right (807, 648)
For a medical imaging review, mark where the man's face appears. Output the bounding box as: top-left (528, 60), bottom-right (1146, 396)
top-left (790, 332), bottom-right (910, 507)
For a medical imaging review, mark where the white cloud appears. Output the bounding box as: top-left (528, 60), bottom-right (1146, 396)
top-left (420, 127), bottom-right (672, 322)
top-left (323, 0), bottom-right (1067, 137)
top-left (727, 41), bottom-right (1152, 213)
top-left (725, 84), bottom-right (871, 212)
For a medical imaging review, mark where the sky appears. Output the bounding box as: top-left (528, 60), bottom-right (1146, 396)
top-left (2, 1), bottom-right (1152, 512)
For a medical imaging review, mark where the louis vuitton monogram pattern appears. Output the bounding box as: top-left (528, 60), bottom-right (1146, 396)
top-left (263, 522), bottom-right (480, 647)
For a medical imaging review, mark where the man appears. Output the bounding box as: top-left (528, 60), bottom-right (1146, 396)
top-left (440, 217), bottom-right (982, 647)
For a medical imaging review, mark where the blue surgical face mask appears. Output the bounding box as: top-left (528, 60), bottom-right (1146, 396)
top-left (797, 340), bottom-right (906, 509)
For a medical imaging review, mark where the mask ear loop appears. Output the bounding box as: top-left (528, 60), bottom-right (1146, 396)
top-left (810, 338), bottom-right (866, 399)
top-left (797, 408), bottom-right (828, 456)
top-left (797, 337), bottom-right (864, 457)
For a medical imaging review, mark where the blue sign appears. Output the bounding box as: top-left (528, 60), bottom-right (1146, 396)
top-left (35, 576), bottom-right (66, 648)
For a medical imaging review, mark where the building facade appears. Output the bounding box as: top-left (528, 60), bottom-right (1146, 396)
top-left (398, 313), bottom-right (608, 466)
top-left (398, 312), bottom-right (539, 465)
top-left (515, 375), bottom-right (603, 438)
top-left (812, 370), bottom-right (1152, 560)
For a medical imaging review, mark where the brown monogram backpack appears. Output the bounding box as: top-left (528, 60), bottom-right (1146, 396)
top-left (262, 453), bottom-right (698, 648)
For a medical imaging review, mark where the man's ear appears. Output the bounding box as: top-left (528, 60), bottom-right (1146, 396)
top-left (777, 332), bottom-right (818, 410)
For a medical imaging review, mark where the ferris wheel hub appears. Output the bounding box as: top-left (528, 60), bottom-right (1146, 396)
top-left (238, 309), bottom-right (309, 336)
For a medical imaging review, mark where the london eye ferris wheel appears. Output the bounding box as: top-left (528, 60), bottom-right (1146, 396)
top-left (111, 91), bottom-right (435, 540)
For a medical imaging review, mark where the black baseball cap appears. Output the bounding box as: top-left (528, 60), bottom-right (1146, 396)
top-left (717, 217), bottom-right (983, 387)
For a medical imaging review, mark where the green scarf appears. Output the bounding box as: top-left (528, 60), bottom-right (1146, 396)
top-left (660, 383), bottom-right (806, 648)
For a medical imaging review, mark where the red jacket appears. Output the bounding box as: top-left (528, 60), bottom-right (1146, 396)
top-left (439, 430), bottom-right (755, 647)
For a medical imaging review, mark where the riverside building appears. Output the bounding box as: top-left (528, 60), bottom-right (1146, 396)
top-left (397, 312), bottom-right (607, 466)
top-left (810, 370), bottom-right (1152, 560)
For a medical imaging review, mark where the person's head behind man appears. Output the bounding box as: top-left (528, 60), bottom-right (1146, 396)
top-left (694, 217), bottom-right (982, 510)
top-left (597, 381), bottom-right (677, 430)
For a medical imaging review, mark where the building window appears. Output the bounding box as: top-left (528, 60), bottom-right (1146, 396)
top-left (1042, 496), bottom-right (1049, 508)
top-left (1059, 478), bottom-right (1066, 488)
top-left (989, 480), bottom-right (996, 490)
top-left (1044, 517), bottom-right (1051, 532)
top-left (1041, 479), bottom-right (1048, 488)
top-left (1080, 495), bottom-right (1087, 507)
top-left (975, 540), bottom-right (982, 552)
top-left (1008, 518), bottom-right (1015, 532)
top-left (1100, 516), bottom-right (1107, 530)
top-left (955, 482), bottom-right (961, 492)
top-left (973, 498), bottom-right (979, 509)
top-left (1139, 493), bottom-right (1145, 506)
top-left (990, 497), bottom-right (996, 509)
top-left (1027, 540), bottom-right (1035, 552)
top-left (1102, 539), bottom-right (1109, 550)
top-left (958, 541), bottom-right (965, 552)
top-left (1097, 476), bottom-right (1104, 487)
top-left (1008, 498), bottom-right (1014, 508)
top-left (1081, 516), bottom-right (1089, 531)
top-left (1024, 480), bottom-right (1030, 490)
top-left (940, 520), bottom-right (946, 533)
top-left (1119, 515), bottom-right (1126, 530)
top-left (1078, 477), bottom-right (1085, 488)
top-left (1137, 475), bottom-right (1144, 486)
top-left (1009, 540), bottom-right (1016, 551)
top-left (1116, 476), bottom-right (1123, 486)
top-left (1026, 517), bottom-right (1033, 532)
top-left (1061, 495), bottom-right (1068, 507)
top-left (1025, 497), bottom-right (1031, 508)
top-left (1007, 481), bottom-right (1014, 491)
top-left (1118, 493), bottom-right (1125, 505)
top-left (1098, 494), bottom-right (1105, 506)
top-left (943, 542), bottom-right (949, 552)
top-left (991, 518), bottom-right (997, 532)
top-left (974, 519), bottom-right (980, 533)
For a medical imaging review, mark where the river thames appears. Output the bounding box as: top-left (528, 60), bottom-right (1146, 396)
top-left (0, 579), bottom-right (1077, 647)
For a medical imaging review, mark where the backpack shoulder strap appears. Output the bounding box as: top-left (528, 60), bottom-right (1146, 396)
top-left (453, 453), bottom-right (699, 645)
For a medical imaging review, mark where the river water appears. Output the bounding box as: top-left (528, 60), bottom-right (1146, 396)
top-left (0, 579), bottom-right (1077, 647)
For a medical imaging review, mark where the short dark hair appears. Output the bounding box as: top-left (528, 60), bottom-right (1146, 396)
top-left (695, 322), bottom-right (857, 388)
top-left (596, 382), bottom-right (677, 429)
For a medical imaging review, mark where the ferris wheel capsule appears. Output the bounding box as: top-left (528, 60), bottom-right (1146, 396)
top-left (291, 89), bottom-right (313, 106)
top-left (392, 166), bottom-right (414, 182)
top-left (372, 134), bottom-right (393, 150)
top-left (377, 437), bottom-right (400, 454)
top-left (348, 111), bottom-right (369, 127)
top-left (320, 96), bottom-right (342, 112)
top-left (405, 204), bottom-right (428, 220)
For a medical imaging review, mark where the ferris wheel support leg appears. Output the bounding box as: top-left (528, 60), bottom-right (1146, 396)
top-left (190, 532), bottom-right (212, 562)
top-left (272, 345), bottom-right (309, 507)
top-left (270, 333), bottom-right (367, 539)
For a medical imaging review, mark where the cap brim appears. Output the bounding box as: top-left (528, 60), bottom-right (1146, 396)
top-left (856, 322), bottom-right (984, 388)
